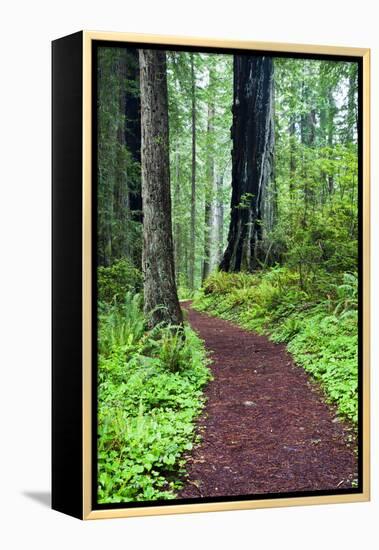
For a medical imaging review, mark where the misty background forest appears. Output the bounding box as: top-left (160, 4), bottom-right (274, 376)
top-left (97, 47), bottom-right (359, 504)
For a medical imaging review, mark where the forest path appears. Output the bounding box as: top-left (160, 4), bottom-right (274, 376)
top-left (178, 302), bottom-right (357, 498)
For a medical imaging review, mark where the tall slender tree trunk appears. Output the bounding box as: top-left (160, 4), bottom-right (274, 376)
top-left (114, 51), bottom-right (130, 259)
top-left (327, 89), bottom-right (335, 195)
top-left (220, 55), bottom-right (274, 272)
top-left (300, 82), bottom-right (316, 146)
top-left (104, 198), bottom-right (114, 267)
top-left (139, 49), bottom-right (183, 327)
top-left (300, 73), bottom-right (317, 219)
top-left (173, 146), bottom-right (181, 280)
top-left (347, 63), bottom-right (357, 143)
top-left (189, 54), bottom-right (196, 290)
top-left (289, 117), bottom-right (296, 197)
top-left (209, 183), bottom-right (219, 272)
top-left (202, 201), bottom-right (211, 281)
top-left (124, 49), bottom-right (142, 224)
top-left (183, 230), bottom-right (189, 289)
top-left (216, 175), bottom-right (224, 264)
top-left (319, 68), bottom-right (329, 203)
top-left (202, 90), bottom-right (215, 282)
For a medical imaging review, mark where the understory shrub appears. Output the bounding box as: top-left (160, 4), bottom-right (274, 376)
top-left (177, 273), bottom-right (194, 301)
top-left (98, 295), bottom-right (212, 503)
top-left (98, 258), bottom-right (142, 304)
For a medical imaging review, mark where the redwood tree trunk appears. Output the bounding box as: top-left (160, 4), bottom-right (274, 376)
top-left (220, 55), bottom-right (274, 272)
top-left (139, 49), bottom-right (183, 327)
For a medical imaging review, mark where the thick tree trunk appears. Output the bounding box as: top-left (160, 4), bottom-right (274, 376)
top-left (139, 49), bottom-right (183, 327)
top-left (189, 54), bottom-right (196, 290)
top-left (220, 55), bottom-right (274, 272)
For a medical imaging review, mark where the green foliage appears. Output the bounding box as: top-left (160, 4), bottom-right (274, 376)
top-left (156, 329), bottom-right (191, 373)
top-left (332, 272), bottom-right (358, 317)
top-left (166, 55), bottom-right (358, 294)
top-left (177, 273), bottom-right (194, 300)
top-left (95, 49), bottom-right (359, 502)
top-left (286, 312), bottom-right (358, 422)
top-left (98, 292), bottom-right (145, 356)
top-left (264, 58), bottom-right (359, 280)
top-left (98, 299), bottom-right (212, 503)
top-left (97, 47), bottom-right (142, 267)
top-left (98, 259), bottom-right (142, 304)
top-left (195, 268), bottom-right (358, 423)
top-left (168, 52), bottom-right (233, 290)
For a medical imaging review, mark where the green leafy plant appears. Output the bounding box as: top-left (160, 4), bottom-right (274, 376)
top-left (97, 300), bottom-right (212, 504)
top-left (332, 272), bottom-right (358, 317)
top-left (98, 258), bottom-right (142, 304)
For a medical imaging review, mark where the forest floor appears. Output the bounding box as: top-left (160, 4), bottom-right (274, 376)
top-left (178, 302), bottom-right (358, 498)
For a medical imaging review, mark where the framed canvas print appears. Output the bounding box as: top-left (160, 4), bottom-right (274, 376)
top-left (52, 31), bottom-right (370, 520)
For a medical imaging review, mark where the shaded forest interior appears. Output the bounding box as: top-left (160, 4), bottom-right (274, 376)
top-left (97, 47), bottom-right (358, 295)
top-left (96, 46), bottom-right (359, 504)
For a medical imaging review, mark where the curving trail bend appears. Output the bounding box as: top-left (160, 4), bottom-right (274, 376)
top-left (178, 302), bottom-right (358, 499)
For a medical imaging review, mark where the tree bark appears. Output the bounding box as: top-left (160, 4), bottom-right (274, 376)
top-left (97, 48), bottom-right (142, 266)
top-left (139, 49), bottom-right (183, 327)
top-left (209, 185), bottom-right (219, 272)
top-left (289, 117), bottom-right (296, 196)
top-left (220, 55), bottom-right (274, 272)
top-left (327, 89), bottom-right (335, 194)
top-left (202, 92), bottom-right (215, 282)
top-left (173, 146), bottom-right (181, 280)
top-left (300, 76), bottom-right (316, 212)
top-left (216, 175), bottom-right (224, 264)
top-left (114, 51), bottom-right (130, 259)
top-left (347, 63), bottom-right (357, 143)
top-left (189, 54), bottom-right (196, 290)
top-left (202, 201), bottom-right (211, 281)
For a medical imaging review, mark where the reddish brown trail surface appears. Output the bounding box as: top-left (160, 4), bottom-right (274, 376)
top-left (178, 302), bottom-right (357, 499)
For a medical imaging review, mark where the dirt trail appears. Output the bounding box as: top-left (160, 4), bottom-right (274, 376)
top-left (178, 302), bottom-right (357, 498)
